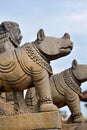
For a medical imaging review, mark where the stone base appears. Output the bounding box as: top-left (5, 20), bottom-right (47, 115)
top-left (0, 111), bottom-right (61, 130)
top-left (62, 122), bottom-right (87, 130)
top-left (62, 123), bottom-right (78, 130)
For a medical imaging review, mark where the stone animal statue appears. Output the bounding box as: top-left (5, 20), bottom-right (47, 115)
top-left (25, 59), bottom-right (86, 123)
top-left (0, 29), bottom-right (73, 113)
top-left (0, 21), bottom-right (22, 102)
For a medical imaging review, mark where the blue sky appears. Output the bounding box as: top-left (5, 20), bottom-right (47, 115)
top-left (0, 0), bottom-right (87, 117)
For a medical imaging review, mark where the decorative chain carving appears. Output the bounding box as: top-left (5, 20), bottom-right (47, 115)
top-left (23, 42), bottom-right (53, 75)
top-left (61, 69), bottom-right (82, 96)
top-left (39, 97), bottom-right (52, 104)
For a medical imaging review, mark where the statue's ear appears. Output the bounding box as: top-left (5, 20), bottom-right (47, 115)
top-left (72, 59), bottom-right (78, 69)
top-left (37, 29), bottom-right (45, 41)
top-left (2, 22), bottom-right (10, 31)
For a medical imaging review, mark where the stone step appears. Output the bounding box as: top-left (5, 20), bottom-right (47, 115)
top-left (0, 111), bottom-right (61, 130)
top-left (62, 122), bottom-right (87, 130)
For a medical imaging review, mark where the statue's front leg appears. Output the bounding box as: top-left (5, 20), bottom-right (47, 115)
top-left (33, 69), bottom-right (58, 112)
top-left (66, 91), bottom-right (84, 123)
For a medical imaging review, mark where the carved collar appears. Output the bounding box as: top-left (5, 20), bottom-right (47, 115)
top-left (23, 42), bottom-right (53, 75)
top-left (61, 69), bottom-right (82, 97)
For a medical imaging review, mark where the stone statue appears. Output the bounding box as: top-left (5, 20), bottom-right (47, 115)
top-left (25, 59), bottom-right (87, 123)
top-left (0, 21), bottom-right (22, 102)
top-left (0, 29), bottom-right (73, 114)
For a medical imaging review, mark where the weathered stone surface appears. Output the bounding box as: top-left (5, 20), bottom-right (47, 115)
top-left (0, 111), bottom-right (61, 130)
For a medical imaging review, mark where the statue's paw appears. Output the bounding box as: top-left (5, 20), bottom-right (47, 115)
top-left (66, 114), bottom-right (85, 124)
top-left (73, 116), bottom-right (85, 123)
top-left (40, 103), bottom-right (58, 112)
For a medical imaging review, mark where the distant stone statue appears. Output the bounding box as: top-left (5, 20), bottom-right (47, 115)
top-left (25, 59), bottom-right (87, 123)
top-left (0, 29), bottom-right (73, 114)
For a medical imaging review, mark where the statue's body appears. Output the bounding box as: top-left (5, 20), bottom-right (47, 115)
top-left (26, 60), bottom-right (87, 123)
top-left (0, 28), bottom-right (73, 113)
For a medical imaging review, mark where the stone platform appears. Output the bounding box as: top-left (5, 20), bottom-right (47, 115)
top-left (62, 122), bottom-right (87, 130)
top-left (62, 123), bottom-right (78, 130)
top-left (0, 111), bottom-right (61, 130)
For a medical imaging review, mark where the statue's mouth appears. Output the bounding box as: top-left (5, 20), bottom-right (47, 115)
top-left (60, 46), bottom-right (73, 52)
top-left (60, 46), bottom-right (73, 50)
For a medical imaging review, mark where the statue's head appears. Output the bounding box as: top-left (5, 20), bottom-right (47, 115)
top-left (71, 59), bottom-right (87, 83)
top-left (1, 21), bottom-right (23, 47)
top-left (34, 29), bottom-right (73, 61)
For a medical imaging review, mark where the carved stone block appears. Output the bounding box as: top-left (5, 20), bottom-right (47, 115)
top-left (62, 122), bottom-right (87, 130)
top-left (0, 111), bottom-right (61, 130)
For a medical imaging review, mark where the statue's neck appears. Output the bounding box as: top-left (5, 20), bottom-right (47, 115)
top-left (32, 42), bottom-right (50, 64)
top-left (61, 68), bottom-right (82, 97)
top-left (69, 68), bottom-right (81, 86)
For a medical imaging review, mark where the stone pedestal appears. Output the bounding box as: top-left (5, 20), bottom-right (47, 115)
top-left (62, 123), bottom-right (77, 130)
top-left (62, 122), bottom-right (87, 130)
top-left (0, 111), bottom-right (61, 130)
